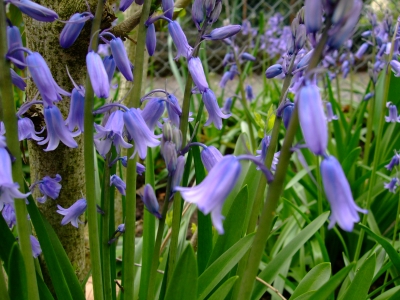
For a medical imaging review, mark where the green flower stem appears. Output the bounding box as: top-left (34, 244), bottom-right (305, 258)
top-left (335, 73), bottom-right (342, 107)
top-left (147, 177), bottom-right (172, 300)
top-left (316, 157), bottom-right (324, 240)
top-left (0, 1), bottom-right (39, 299)
top-left (353, 20), bottom-right (399, 263)
top-left (236, 26), bottom-right (329, 300)
top-left (362, 84), bottom-right (375, 171)
top-left (100, 153), bottom-right (112, 300)
top-left (0, 260), bottom-right (9, 300)
top-left (83, 0), bottom-right (106, 299)
top-left (121, 1), bottom-right (151, 299)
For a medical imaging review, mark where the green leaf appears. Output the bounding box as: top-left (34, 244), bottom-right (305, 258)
top-left (252, 212), bottom-right (329, 299)
top-left (197, 233), bottom-right (255, 300)
top-left (164, 245), bottom-right (197, 300)
top-left (342, 147), bottom-right (362, 176)
top-left (207, 276), bottom-right (238, 300)
top-left (359, 224), bottom-right (400, 274)
top-left (8, 244), bottom-right (27, 300)
top-left (309, 263), bottom-right (354, 300)
top-left (339, 254), bottom-right (376, 300)
top-left (374, 286), bottom-right (400, 300)
top-left (293, 290), bottom-right (315, 300)
top-left (291, 263), bottom-right (331, 299)
top-left (207, 186), bottom-right (248, 267)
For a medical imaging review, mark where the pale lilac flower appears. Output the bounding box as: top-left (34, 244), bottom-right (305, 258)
top-left (10, 69), bottom-right (26, 91)
top-left (305, 0), bottom-right (322, 33)
top-left (38, 106), bottom-right (78, 151)
top-left (110, 175), bottom-right (126, 196)
top-left (298, 83), bottom-right (328, 156)
top-left (65, 87), bottom-right (85, 133)
top-left (30, 235), bottom-right (42, 258)
top-left (202, 89), bottom-right (231, 130)
top-left (59, 13), bottom-right (93, 48)
top-left (162, 0), bottom-right (174, 20)
top-left (203, 25), bottom-right (242, 40)
top-left (171, 156), bottom-right (185, 194)
top-left (176, 155), bottom-right (242, 234)
top-left (86, 51), bottom-right (110, 98)
top-left (242, 19), bottom-right (251, 35)
top-left (7, 25), bottom-right (25, 69)
top-left (321, 155), bottom-right (367, 232)
top-left (364, 93), bottom-right (374, 101)
top-left (2, 204), bottom-right (16, 228)
top-left (222, 97), bottom-right (233, 114)
top-left (188, 57), bottom-right (209, 92)
top-left (146, 23), bottom-right (156, 56)
top-left (245, 84), bottom-right (254, 101)
top-left (384, 178), bottom-right (398, 193)
top-left (385, 153), bottom-right (400, 171)
top-left (201, 145), bottom-right (223, 172)
top-left (18, 117), bottom-right (43, 141)
top-left (141, 98), bottom-right (165, 130)
top-left (110, 37), bottom-right (133, 81)
top-left (265, 64), bottom-right (283, 78)
top-left (118, 156), bottom-right (146, 175)
top-left (168, 21), bottom-right (193, 59)
top-left (240, 52), bottom-right (256, 62)
top-left (385, 103), bottom-right (400, 123)
top-left (31, 174), bottom-right (62, 203)
top-left (103, 55), bottom-right (116, 83)
top-left (165, 93), bottom-right (182, 127)
top-left (256, 135), bottom-right (270, 164)
top-left (123, 108), bottom-right (160, 159)
top-left (326, 102), bottom-right (338, 122)
top-left (390, 60), bottom-right (400, 76)
top-left (222, 53), bottom-right (234, 66)
top-left (162, 141), bottom-right (178, 173)
top-left (355, 43), bottom-right (369, 60)
top-left (219, 71), bottom-right (233, 88)
top-left (57, 198), bottom-right (87, 228)
top-left (141, 184), bottom-right (161, 218)
top-left (208, 1), bottom-right (222, 24)
top-left (10, 0), bottom-right (58, 22)
top-left (192, 0), bottom-right (204, 30)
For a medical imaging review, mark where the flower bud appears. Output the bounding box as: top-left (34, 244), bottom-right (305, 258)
top-left (10, 69), bottom-right (26, 91)
top-left (304, 0), bottom-right (322, 33)
top-left (65, 87), bottom-right (85, 132)
top-left (282, 103), bottom-right (294, 129)
top-left (209, 1), bottom-right (222, 24)
top-left (204, 0), bottom-right (215, 17)
top-left (162, 141), bottom-right (178, 173)
top-left (202, 25), bottom-right (242, 40)
top-left (142, 184), bottom-right (161, 218)
top-left (201, 146), bottom-right (223, 172)
top-left (192, 0), bottom-right (204, 30)
top-left (188, 57), bottom-right (209, 92)
top-left (168, 21), bottom-right (193, 59)
top-left (60, 13), bottom-right (91, 49)
top-left (141, 98), bottom-right (165, 131)
top-left (7, 25), bottom-right (25, 69)
top-left (110, 175), bottom-right (126, 195)
top-left (146, 23), bottom-right (156, 56)
top-left (110, 38), bottom-right (133, 81)
top-left (103, 55), bottom-right (116, 83)
top-left (295, 24), bottom-right (306, 51)
top-left (162, 0), bottom-right (174, 20)
top-left (240, 52), bottom-right (256, 62)
top-left (355, 43), bottom-right (369, 60)
top-left (265, 64), bottom-right (283, 79)
top-left (11, 0), bottom-right (58, 22)
top-left (120, 0), bottom-right (134, 12)
top-left (86, 51), bottom-right (110, 98)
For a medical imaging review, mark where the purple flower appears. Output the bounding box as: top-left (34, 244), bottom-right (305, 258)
top-left (384, 178), bottom-right (398, 193)
top-left (57, 198), bottom-right (87, 228)
top-left (219, 71), bottom-right (233, 88)
top-left (10, 69), bottom-right (26, 91)
top-left (385, 153), bottom-right (400, 171)
top-left (385, 103), bottom-right (400, 123)
top-left (10, 0), bottom-right (58, 22)
top-left (38, 106), bottom-right (78, 151)
top-left (165, 93), bottom-right (182, 127)
top-left (298, 83), bottom-right (328, 156)
top-left (202, 89), bottom-right (231, 130)
top-left (123, 108), bottom-right (160, 159)
top-left (201, 145), bottom-right (223, 172)
top-left (355, 43), bottom-right (369, 60)
top-left (222, 97), bottom-right (233, 114)
top-left (0, 137), bottom-right (31, 207)
top-left (209, 1), bottom-right (222, 24)
top-left (146, 23), bottom-right (157, 56)
top-left (168, 21), bottom-right (193, 59)
top-left (176, 155), bottom-right (242, 234)
top-left (188, 57), bottom-right (209, 92)
top-left (282, 103), bottom-right (294, 129)
top-left (141, 98), bottom-right (166, 131)
top-left (162, 141), bottom-right (178, 173)
top-left (265, 64), bottom-right (283, 79)
top-left (294, 24), bottom-right (306, 51)
top-left (110, 37), bottom-right (133, 81)
top-left (0, 122), bottom-right (5, 135)
top-left (141, 184), bottom-right (161, 219)
top-left (320, 155), bottom-right (367, 232)
top-left (304, 0), bottom-right (322, 33)
top-left (119, 157), bottom-right (146, 175)
top-left (192, 0), bottom-right (204, 30)
top-left (256, 135), bottom-right (270, 164)
top-left (326, 102), bottom-right (338, 122)
top-left (110, 175), bottom-right (126, 195)
top-left (171, 156), bottom-right (185, 194)
top-left (18, 117), bottom-right (43, 141)
top-left (119, 0), bottom-right (134, 12)
top-left (31, 174), bottom-right (62, 203)
top-left (59, 13), bottom-right (92, 48)
top-left (30, 235), bottom-right (42, 258)
top-left (65, 87), bottom-right (85, 133)
top-left (94, 110), bottom-right (132, 157)
top-left (364, 92), bottom-right (374, 101)
top-left (390, 60), bottom-right (400, 77)
top-left (7, 25), bottom-right (25, 69)
top-left (245, 84), bottom-right (254, 101)
top-left (162, 0), bottom-right (174, 20)
top-left (204, 0), bottom-right (215, 16)
top-left (103, 55), bottom-right (116, 83)
top-left (2, 204), bottom-right (16, 228)
top-left (86, 51), bottom-right (110, 98)
top-left (203, 25), bottom-right (242, 40)
top-left (27, 52), bottom-right (70, 107)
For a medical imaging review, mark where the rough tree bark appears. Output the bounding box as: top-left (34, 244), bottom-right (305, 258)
top-left (24, 0), bottom-right (115, 284)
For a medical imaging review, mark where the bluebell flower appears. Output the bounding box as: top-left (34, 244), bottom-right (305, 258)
top-left (59, 13), bottom-right (93, 49)
top-left (103, 55), bottom-right (116, 83)
top-left (123, 108), bottom-right (160, 160)
top-left (222, 97), bottom-right (233, 114)
top-left (110, 37), bottom-right (133, 81)
top-left (201, 145), bottom-right (223, 172)
top-left (57, 199), bottom-right (87, 228)
top-left (176, 155), bottom-right (242, 234)
top-left (203, 25), bottom-right (242, 40)
top-left (162, 0), bottom-right (174, 20)
top-left (162, 141), bottom-right (178, 173)
top-left (282, 103), bottom-right (294, 129)
top-left (296, 50), bottom-right (314, 70)
top-left (0, 122), bottom-right (5, 135)
top-left (10, 69), bottom-right (26, 91)
top-left (119, 0), bottom-right (134, 11)
top-left (18, 117), bottom-right (43, 141)
top-left (171, 156), bottom-right (185, 195)
top-left (110, 175), bottom-right (126, 196)
top-left (165, 93), bottom-right (182, 127)
top-left (188, 57), bottom-right (209, 92)
top-left (298, 83), bottom-right (328, 156)
top-left (192, 0), bottom-right (204, 30)
top-left (363, 93), bottom-right (374, 101)
top-left (256, 135), bottom-right (270, 164)
top-left (86, 51), bottom-right (110, 98)
top-left (141, 98), bottom-right (166, 131)
top-left (304, 0), bottom-right (322, 33)
top-left (10, 0), bottom-right (59, 22)
top-left (326, 102), bottom-right (338, 122)
top-left (245, 84), bottom-right (254, 101)
top-left (65, 87), bottom-right (85, 133)
top-left (30, 235), bottom-right (42, 258)
top-left (168, 21), bottom-right (193, 59)
top-left (320, 155), bottom-right (367, 231)
top-left (222, 53), bottom-right (234, 66)
top-left (294, 24), bottom-right (306, 51)
top-left (27, 52), bottom-right (70, 107)
top-left (108, 223), bottom-right (126, 244)
top-left (386, 153), bottom-right (400, 171)
top-left (384, 178), bottom-right (398, 193)
top-left (141, 184), bottom-right (161, 219)
top-left (2, 204), bottom-right (16, 228)
top-left (208, 1), bottom-right (222, 24)
top-left (390, 60), bottom-right (400, 77)
top-left (385, 102), bottom-right (400, 123)
top-left (94, 110), bottom-right (132, 157)
top-left (219, 71), bottom-right (233, 88)
top-left (38, 106), bottom-right (78, 151)
top-left (355, 43), bottom-right (369, 60)
top-left (7, 25), bottom-right (25, 69)
top-left (119, 156), bottom-right (146, 175)
top-left (240, 52), bottom-right (256, 62)
top-left (31, 174), bottom-right (62, 203)
top-left (265, 64), bottom-right (283, 79)
top-left (241, 19), bottom-right (251, 35)
top-left (202, 89), bottom-right (231, 130)
top-left (0, 136), bottom-right (31, 207)
top-left (146, 23), bottom-right (156, 56)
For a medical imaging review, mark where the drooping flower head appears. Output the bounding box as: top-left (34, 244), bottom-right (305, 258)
top-left (10, 0), bottom-right (59, 22)
top-left (385, 102), bottom-right (400, 123)
top-left (7, 25), bottom-right (25, 69)
top-left (30, 235), bottom-right (42, 258)
top-left (386, 153), bottom-right (400, 171)
top-left (146, 23), bottom-right (156, 56)
top-left (57, 198), bottom-right (87, 228)
top-left (202, 89), bottom-right (231, 130)
top-left (86, 51), bottom-right (110, 98)
top-left (168, 21), bottom-right (193, 59)
top-left (141, 98), bottom-right (166, 131)
top-left (30, 174), bottom-right (62, 203)
top-left (65, 87), bottom-right (85, 133)
top-left (109, 37), bottom-right (133, 81)
top-left (188, 57), bottom-right (209, 93)
top-left (59, 12), bottom-right (93, 49)
top-left (110, 175), bottom-right (126, 196)
top-left (141, 184), bottom-right (162, 219)
top-left (2, 204), bottom-right (16, 228)
top-left (18, 117), bottom-right (43, 141)
top-left (384, 178), bottom-right (398, 193)
top-left (202, 25), bottom-right (242, 40)
top-left (201, 145), bottom-right (223, 172)
top-left (10, 69), bottom-right (26, 91)
top-left (325, 102), bottom-right (338, 122)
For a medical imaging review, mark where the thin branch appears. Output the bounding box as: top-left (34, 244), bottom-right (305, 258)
top-left (255, 277), bottom-right (287, 300)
